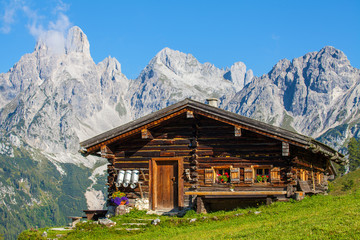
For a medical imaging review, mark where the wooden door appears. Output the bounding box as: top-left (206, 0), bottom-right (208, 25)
top-left (156, 161), bottom-right (178, 209)
top-left (151, 158), bottom-right (183, 211)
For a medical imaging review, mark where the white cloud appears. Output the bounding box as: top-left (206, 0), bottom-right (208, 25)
top-left (26, 10), bottom-right (71, 54)
top-left (1, 0), bottom-right (72, 54)
top-left (0, 0), bottom-right (24, 33)
top-left (53, 0), bottom-right (70, 14)
top-left (49, 13), bottom-right (70, 34)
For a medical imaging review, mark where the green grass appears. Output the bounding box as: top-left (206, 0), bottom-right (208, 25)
top-left (19, 191), bottom-right (360, 240)
top-left (329, 168), bottom-right (360, 195)
top-left (18, 169), bottom-right (360, 240)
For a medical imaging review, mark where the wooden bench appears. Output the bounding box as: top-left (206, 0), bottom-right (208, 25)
top-left (185, 191), bottom-right (287, 196)
top-left (83, 210), bottom-right (108, 220)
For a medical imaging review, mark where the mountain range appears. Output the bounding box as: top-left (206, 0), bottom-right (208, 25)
top-left (0, 26), bottom-right (359, 239)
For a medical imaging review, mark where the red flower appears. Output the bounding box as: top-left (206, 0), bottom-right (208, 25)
top-left (221, 179), bottom-right (224, 182)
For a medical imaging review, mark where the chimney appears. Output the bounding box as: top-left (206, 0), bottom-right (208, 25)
top-left (206, 98), bottom-right (219, 108)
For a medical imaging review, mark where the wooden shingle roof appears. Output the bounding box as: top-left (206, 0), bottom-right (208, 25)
top-left (80, 98), bottom-right (346, 164)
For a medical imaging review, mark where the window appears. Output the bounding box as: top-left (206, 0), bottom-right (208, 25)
top-left (204, 166), bottom-right (240, 184)
top-left (215, 168), bottom-right (231, 183)
top-left (256, 168), bottom-right (270, 176)
top-left (316, 172), bottom-right (323, 184)
top-left (299, 169), bottom-right (308, 181)
top-left (253, 165), bottom-right (272, 183)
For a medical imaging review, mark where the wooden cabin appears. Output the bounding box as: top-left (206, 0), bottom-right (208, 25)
top-left (80, 98), bottom-right (346, 213)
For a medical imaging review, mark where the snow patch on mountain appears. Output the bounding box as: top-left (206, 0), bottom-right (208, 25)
top-left (85, 163), bottom-right (107, 210)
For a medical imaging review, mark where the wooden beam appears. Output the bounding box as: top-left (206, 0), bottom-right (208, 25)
top-left (235, 126), bottom-right (242, 137)
top-left (141, 129), bottom-right (153, 139)
top-left (100, 145), bottom-right (113, 158)
top-left (140, 170), bottom-right (147, 182)
top-left (187, 110), bottom-right (194, 118)
top-left (185, 191), bottom-right (287, 196)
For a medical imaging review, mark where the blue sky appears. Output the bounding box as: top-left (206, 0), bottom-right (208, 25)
top-left (1, 0), bottom-right (359, 79)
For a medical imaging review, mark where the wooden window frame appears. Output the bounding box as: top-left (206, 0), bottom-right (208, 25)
top-left (252, 165), bottom-right (273, 183)
top-left (205, 165), bottom-right (233, 184)
top-left (300, 169), bottom-right (308, 181)
top-left (213, 166), bottom-right (232, 184)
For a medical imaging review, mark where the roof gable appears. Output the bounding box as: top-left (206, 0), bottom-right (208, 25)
top-left (80, 98), bottom-right (345, 164)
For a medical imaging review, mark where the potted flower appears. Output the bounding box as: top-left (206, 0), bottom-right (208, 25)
top-left (110, 191), bottom-right (129, 206)
top-left (256, 175), bottom-right (263, 183)
top-left (262, 175), bottom-right (269, 183)
top-left (218, 172), bottom-right (229, 183)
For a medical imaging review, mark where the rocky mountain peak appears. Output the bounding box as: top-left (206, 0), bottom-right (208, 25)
top-left (222, 62), bottom-right (254, 92)
top-left (65, 26), bottom-right (91, 56)
top-left (98, 56), bottom-right (122, 74)
top-left (151, 47), bottom-right (200, 75)
top-left (156, 47), bottom-right (189, 60)
top-left (33, 26), bottom-right (90, 57)
top-left (318, 46), bottom-right (347, 60)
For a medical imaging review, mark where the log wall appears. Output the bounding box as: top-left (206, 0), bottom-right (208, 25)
top-left (103, 112), bottom-right (329, 207)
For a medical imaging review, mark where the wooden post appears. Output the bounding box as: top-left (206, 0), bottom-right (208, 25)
top-left (266, 197), bottom-right (272, 205)
top-left (138, 182), bottom-right (144, 199)
top-left (311, 163), bottom-right (315, 191)
top-left (196, 196), bottom-right (207, 214)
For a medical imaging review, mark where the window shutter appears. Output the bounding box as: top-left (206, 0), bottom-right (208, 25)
top-left (230, 168), bottom-right (240, 183)
top-left (204, 169), bottom-right (214, 184)
top-left (244, 167), bottom-right (253, 184)
top-left (271, 167), bottom-right (280, 183)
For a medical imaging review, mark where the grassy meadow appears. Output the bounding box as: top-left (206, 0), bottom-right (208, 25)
top-left (18, 169), bottom-right (360, 240)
